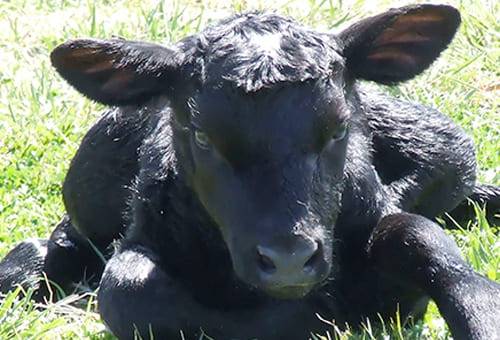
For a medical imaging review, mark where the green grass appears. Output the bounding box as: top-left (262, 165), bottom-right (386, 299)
top-left (0, 0), bottom-right (498, 339)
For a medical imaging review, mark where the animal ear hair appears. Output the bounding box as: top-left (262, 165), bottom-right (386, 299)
top-left (338, 4), bottom-right (461, 84)
top-left (50, 39), bottom-right (183, 106)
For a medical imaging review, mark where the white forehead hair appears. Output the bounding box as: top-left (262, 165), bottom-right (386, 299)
top-left (250, 32), bottom-right (282, 57)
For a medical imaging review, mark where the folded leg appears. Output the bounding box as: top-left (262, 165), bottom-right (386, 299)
top-left (0, 238), bottom-right (48, 299)
top-left (368, 213), bottom-right (499, 340)
top-left (98, 244), bottom-right (325, 340)
top-left (0, 216), bottom-right (104, 301)
top-left (446, 183), bottom-right (500, 226)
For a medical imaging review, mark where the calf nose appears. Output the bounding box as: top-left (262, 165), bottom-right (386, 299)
top-left (255, 239), bottom-right (326, 287)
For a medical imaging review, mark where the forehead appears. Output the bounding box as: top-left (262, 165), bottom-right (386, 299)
top-left (194, 80), bottom-right (328, 125)
top-left (183, 12), bottom-right (343, 92)
top-left (191, 80), bottom-right (349, 156)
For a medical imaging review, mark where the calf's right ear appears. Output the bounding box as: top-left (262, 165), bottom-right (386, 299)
top-left (51, 39), bottom-right (184, 106)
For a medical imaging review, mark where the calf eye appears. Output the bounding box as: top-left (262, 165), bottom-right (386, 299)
top-left (331, 122), bottom-right (348, 141)
top-left (194, 130), bottom-right (211, 150)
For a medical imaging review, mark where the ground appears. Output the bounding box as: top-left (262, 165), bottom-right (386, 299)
top-left (0, 0), bottom-right (498, 339)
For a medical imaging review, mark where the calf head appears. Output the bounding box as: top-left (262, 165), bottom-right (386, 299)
top-left (51, 4), bottom-right (460, 298)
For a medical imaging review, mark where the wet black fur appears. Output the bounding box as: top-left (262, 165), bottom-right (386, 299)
top-left (1, 4), bottom-right (499, 340)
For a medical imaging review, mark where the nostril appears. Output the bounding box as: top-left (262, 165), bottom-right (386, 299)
top-left (303, 242), bottom-right (322, 273)
top-left (256, 248), bottom-right (276, 274)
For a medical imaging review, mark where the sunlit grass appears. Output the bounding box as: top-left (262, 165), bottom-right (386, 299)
top-left (0, 0), bottom-right (498, 339)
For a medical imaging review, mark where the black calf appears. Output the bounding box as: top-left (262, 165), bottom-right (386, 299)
top-left (1, 4), bottom-right (499, 340)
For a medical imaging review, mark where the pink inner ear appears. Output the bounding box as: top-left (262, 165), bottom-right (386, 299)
top-left (373, 9), bottom-right (447, 47)
top-left (85, 59), bottom-right (115, 74)
top-left (395, 11), bottom-right (447, 25)
top-left (57, 47), bottom-right (113, 72)
top-left (375, 29), bottom-right (432, 45)
top-left (367, 48), bottom-right (419, 68)
top-left (101, 70), bottom-right (134, 94)
top-left (67, 47), bottom-right (98, 58)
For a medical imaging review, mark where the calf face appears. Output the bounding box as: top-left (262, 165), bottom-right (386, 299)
top-left (50, 4), bottom-right (460, 298)
top-left (185, 80), bottom-right (348, 298)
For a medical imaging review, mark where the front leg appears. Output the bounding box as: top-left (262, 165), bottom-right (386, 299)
top-left (98, 244), bottom-right (325, 340)
top-left (367, 213), bottom-right (499, 340)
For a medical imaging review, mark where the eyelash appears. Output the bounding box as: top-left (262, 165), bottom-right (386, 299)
top-left (331, 122), bottom-right (349, 141)
top-left (194, 129), bottom-right (211, 149)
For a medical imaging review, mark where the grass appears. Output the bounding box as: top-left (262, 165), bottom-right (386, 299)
top-left (0, 0), bottom-right (498, 339)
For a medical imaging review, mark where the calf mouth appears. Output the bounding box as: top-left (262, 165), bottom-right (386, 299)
top-left (263, 283), bottom-right (316, 299)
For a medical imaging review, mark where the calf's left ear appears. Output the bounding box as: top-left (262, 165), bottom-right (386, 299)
top-left (338, 4), bottom-right (461, 84)
top-left (51, 39), bottom-right (184, 106)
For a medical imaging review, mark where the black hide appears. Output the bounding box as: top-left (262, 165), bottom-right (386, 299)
top-left (1, 4), bottom-right (499, 340)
